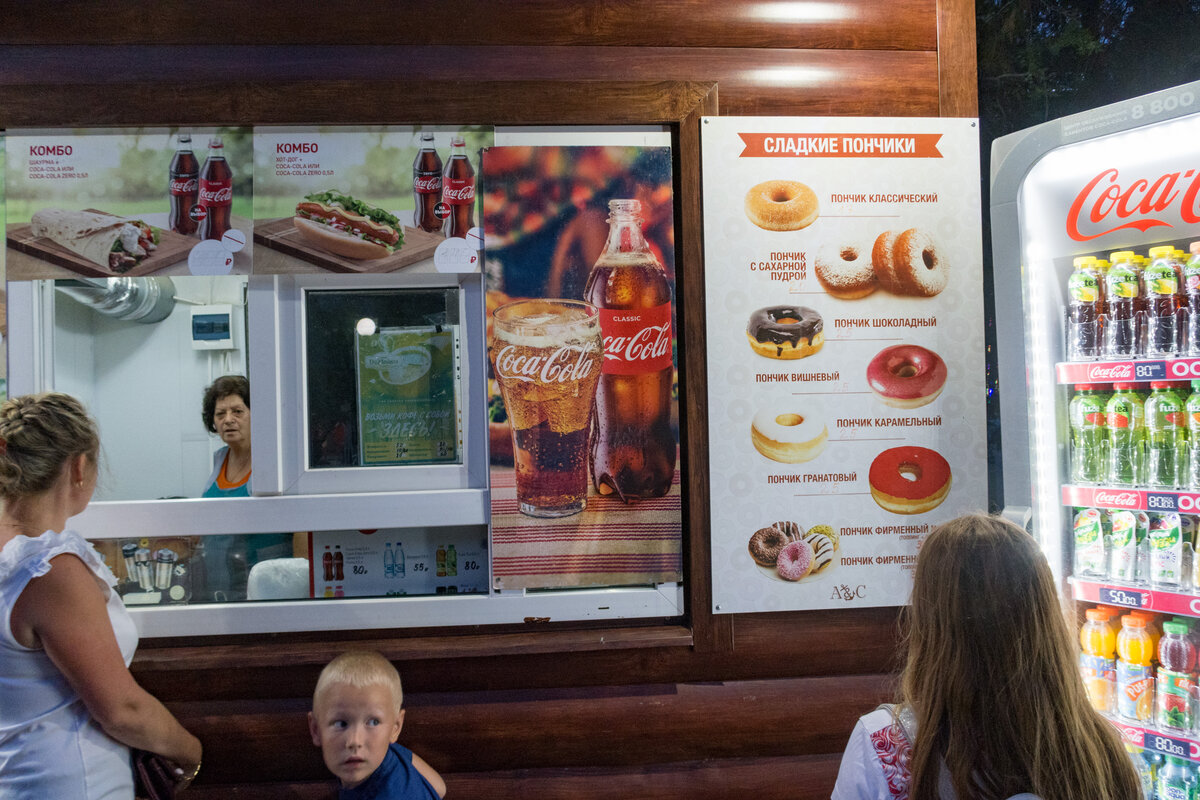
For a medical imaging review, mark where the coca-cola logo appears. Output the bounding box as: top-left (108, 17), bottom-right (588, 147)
top-left (603, 324), bottom-right (671, 363)
top-left (1094, 491), bottom-right (1139, 507)
top-left (414, 174), bottom-right (443, 193)
top-left (169, 177), bottom-right (198, 195)
top-left (199, 183), bottom-right (233, 205)
top-left (443, 182), bottom-right (475, 203)
top-left (494, 343), bottom-right (596, 384)
top-left (1087, 363), bottom-right (1134, 381)
top-left (1066, 166), bottom-right (1200, 242)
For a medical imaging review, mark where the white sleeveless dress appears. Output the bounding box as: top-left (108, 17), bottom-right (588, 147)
top-left (0, 530), bottom-right (137, 799)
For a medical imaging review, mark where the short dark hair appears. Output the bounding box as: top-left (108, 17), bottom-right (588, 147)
top-left (202, 375), bottom-right (250, 434)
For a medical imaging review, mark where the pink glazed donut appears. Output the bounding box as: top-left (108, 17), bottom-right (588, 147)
top-left (776, 539), bottom-right (815, 581)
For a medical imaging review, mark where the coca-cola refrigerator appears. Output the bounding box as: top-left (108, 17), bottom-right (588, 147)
top-left (992, 79), bottom-right (1200, 774)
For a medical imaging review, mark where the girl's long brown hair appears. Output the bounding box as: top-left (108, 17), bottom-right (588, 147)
top-left (900, 513), bottom-right (1140, 800)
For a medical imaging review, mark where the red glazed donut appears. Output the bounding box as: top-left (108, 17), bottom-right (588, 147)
top-left (869, 446), bottom-right (952, 515)
top-left (866, 344), bottom-right (947, 409)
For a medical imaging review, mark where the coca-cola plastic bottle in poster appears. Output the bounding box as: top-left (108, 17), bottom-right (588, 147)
top-left (168, 133), bottom-right (199, 235)
top-left (442, 135), bottom-right (475, 239)
top-left (197, 136), bottom-right (234, 241)
top-left (413, 132), bottom-right (443, 233)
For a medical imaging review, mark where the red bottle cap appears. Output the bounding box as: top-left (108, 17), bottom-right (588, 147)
top-left (1075, 384), bottom-right (1096, 391)
top-left (1113, 383), bottom-right (1135, 390)
top-left (1151, 381), bottom-right (1173, 389)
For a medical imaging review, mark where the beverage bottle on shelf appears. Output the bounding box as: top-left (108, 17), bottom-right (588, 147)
top-left (1129, 610), bottom-right (1163, 656)
top-left (1149, 513), bottom-right (1185, 588)
top-left (1144, 245), bottom-right (1184, 357)
top-left (1105, 251), bottom-right (1142, 358)
top-left (1188, 241), bottom-right (1200, 348)
top-left (1067, 255), bottom-right (1103, 360)
top-left (1068, 384), bottom-right (1108, 484)
top-left (1116, 613), bottom-right (1154, 722)
top-left (1108, 510), bottom-right (1140, 583)
top-left (168, 132), bottom-right (199, 235)
top-left (442, 135), bottom-right (475, 239)
top-left (197, 136), bottom-right (234, 241)
top-left (1158, 756), bottom-right (1195, 800)
top-left (1125, 744), bottom-right (1154, 800)
top-left (1073, 508), bottom-right (1108, 578)
top-left (412, 132), bottom-right (443, 233)
top-left (1106, 383), bottom-right (1146, 486)
top-left (1186, 381), bottom-right (1200, 490)
top-left (584, 199), bottom-right (676, 501)
top-left (1081, 608), bottom-right (1117, 713)
top-left (1157, 620), bottom-right (1197, 732)
top-left (1146, 381), bottom-right (1187, 489)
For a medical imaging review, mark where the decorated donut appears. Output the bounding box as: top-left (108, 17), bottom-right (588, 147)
top-left (751, 408), bottom-right (828, 463)
top-left (772, 520), bottom-right (804, 542)
top-left (866, 344), bottom-right (948, 409)
top-left (803, 530), bottom-right (837, 574)
top-left (815, 242), bottom-right (877, 300)
top-left (776, 539), bottom-right (815, 581)
top-left (892, 228), bottom-right (948, 297)
top-left (869, 446), bottom-right (952, 515)
top-left (746, 306), bottom-right (824, 359)
top-left (872, 230), bottom-right (902, 293)
top-left (747, 526), bottom-right (791, 566)
top-left (744, 180), bottom-right (820, 231)
top-left (806, 523), bottom-right (839, 551)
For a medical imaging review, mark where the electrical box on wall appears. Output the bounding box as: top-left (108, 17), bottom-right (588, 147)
top-left (191, 304), bottom-right (236, 350)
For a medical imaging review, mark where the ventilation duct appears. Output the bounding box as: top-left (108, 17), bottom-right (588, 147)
top-left (55, 277), bottom-right (177, 324)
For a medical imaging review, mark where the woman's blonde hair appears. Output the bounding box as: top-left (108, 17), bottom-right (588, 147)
top-left (900, 513), bottom-right (1139, 800)
top-left (0, 393), bottom-right (99, 500)
top-left (313, 650), bottom-right (403, 715)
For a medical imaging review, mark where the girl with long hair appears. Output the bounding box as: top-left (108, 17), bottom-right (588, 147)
top-left (832, 512), bottom-right (1141, 800)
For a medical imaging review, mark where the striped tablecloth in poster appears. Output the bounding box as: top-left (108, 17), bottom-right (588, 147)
top-left (490, 467), bottom-right (682, 590)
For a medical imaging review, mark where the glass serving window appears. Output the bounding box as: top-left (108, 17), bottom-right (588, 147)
top-left (303, 287), bottom-right (462, 469)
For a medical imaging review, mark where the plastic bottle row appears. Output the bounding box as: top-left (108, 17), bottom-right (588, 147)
top-left (1073, 509), bottom-right (1199, 589)
top-left (1126, 746), bottom-right (1198, 800)
top-left (1069, 382), bottom-right (1200, 490)
top-left (1067, 243), bottom-right (1200, 362)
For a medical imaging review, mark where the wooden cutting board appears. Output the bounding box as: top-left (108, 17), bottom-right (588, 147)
top-left (253, 217), bottom-right (444, 273)
top-left (6, 209), bottom-right (194, 278)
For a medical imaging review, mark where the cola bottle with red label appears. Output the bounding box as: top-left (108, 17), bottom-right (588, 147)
top-left (442, 135), bottom-right (475, 239)
top-left (197, 136), bottom-right (234, 241)
top-left (413, 132), bottom-right (443, 233)
top-left (168, 133), bottom-right (199, 235)
top-left (584, 198), bottom-right (675, 501)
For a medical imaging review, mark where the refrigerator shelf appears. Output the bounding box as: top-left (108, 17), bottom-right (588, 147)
top-left (1072, 578), bottom-right (1200, 618)
top-left (1062, 484), bottom-right (1200, 514)
top-left (1108, 716), bottom-right (1200, 763)
top-left (1056, 358), bottom-right (1200, 385)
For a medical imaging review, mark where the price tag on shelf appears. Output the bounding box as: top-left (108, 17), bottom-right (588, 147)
top-left (1099, 586), bottom-right (1149, 608)
top-left (1144, 730), bottom-right (1198, 761)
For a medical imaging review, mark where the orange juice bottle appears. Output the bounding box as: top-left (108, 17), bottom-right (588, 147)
top-left (1116, 615), bottom-right (1155, 721)
top-left (1129, 610), bottom-right (1162, 657)
top-left (1081, 609), bottom-right (1116, 712)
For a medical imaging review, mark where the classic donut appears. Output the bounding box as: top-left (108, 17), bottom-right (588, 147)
top-left (748, 526), bottom-right (791, 566)
top-left (744, 180), bottom-right (820, 232)
top-left (803, 530), bottom-right (837, 574)
top-left (746, 306), bottom-right (824, 359)
top-left (866, 344), bottom-right (947, 409)
top-left (751, 408), bottom-right (828, 463)
top-left (892, 228), bottom-right (948, 297)
top-left (815, 242), bottom-right (877, 299)
top-left (776, 539), bottom-right (815, 581)
top-left (869, 446), bottom-right (952, 515)
top-left (872, 230), bottom-right (903, 293)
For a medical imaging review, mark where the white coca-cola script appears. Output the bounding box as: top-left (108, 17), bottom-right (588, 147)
top-left (603, 323), bottom-right (671, 364)
top-left (170, 177), bottom-right (198, 195)
top-left (494, 343), bottom-right (597, 384)
top-left (1067, 166), bottom-right (1200, 241)
top-left (1094, 491), bottom-right (1140, 507)
top-left (199, 184), bottom-right (233, 205)
top-left (413, 174), bottom-right (443, 193)
top-left (1087, 363), bottom-right (1134, 381)
top-left (443, 183), bottom-right (475, 203)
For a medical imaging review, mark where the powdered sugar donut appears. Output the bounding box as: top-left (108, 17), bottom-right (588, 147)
top-left (815, 241), bottom-right (877, 299)
top-left (872, 230), bottom-right (902, 293)
top-left (893, 228), bottom-right (948, 297)
top-left (751, 408), bottom-right (828, 463)
top-left (776, 539), bottom-right (815, 581)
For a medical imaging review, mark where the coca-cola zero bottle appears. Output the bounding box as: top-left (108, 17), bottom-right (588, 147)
top-left (413, 132), bottom-right (443, 233)
top-left (442, 135), bottom-right (475, 239)
top-left (584, 198), bottom-right (675, 501)
top-left (197, 136), bottom-right (234, 241)
top-left (168, 133), bottom-right (199, 235)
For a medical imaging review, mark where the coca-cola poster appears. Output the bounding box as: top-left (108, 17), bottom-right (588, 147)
top-left (700, 116), bottom-right (987, 613)
top-left (4, 127), bottom-right (253, 280)
top-left (482, 142), bottom-right (682, 590)
top-left (251, 126), bottom-right (492, 275)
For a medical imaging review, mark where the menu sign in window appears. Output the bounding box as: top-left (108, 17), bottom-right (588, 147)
top-left (701, 117), bottom-right (988, 612)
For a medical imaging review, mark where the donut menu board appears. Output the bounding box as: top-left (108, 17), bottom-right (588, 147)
top-left (701, 117), bottom-right (987, 613)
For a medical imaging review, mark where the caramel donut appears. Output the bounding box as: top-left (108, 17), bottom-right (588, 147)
top-left (869, 446), bottom-right (952, 515)
top-left (746, 306), bottom-right (824, 359)
top-left (815, 242), bottom-right (877, 300)
top-left (748, 526), bottom-right (790, 566)
top-left (751, 408), bottom-right (828, 463)
top-left (744, 180), bottom-right (820, 232)
top-left (892, 228), bottom-right (948, 297)
top-left (866, 344), bottom-right (947, 409)
top-left (776, 539), bottom-right (815, 581)
top-left (872, 230), bottom-right (903, 293)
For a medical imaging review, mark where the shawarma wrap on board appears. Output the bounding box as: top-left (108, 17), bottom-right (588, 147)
top-left (30, 209), bottom-right (160, 273)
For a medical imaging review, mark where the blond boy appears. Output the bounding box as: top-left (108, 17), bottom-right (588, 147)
top-left (309, 651), bottom-right (446, 799)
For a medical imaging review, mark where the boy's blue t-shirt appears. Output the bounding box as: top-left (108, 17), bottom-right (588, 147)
top-left (339, 743), bottom-right (440, 800)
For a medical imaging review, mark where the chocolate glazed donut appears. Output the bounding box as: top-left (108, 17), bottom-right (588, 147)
top-left (746, 306), bottom-right (824, 359)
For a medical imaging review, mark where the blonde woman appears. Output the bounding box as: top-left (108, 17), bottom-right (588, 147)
top-left (0, 393), bottom-right (201, 798)
top-left (832, 513), bottom-right (1141, 800)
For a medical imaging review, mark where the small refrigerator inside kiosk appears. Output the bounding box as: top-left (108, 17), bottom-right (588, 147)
top-left (991, 79), bottom-right (1200, 793)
